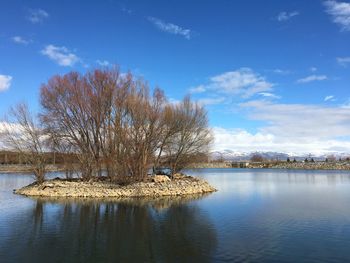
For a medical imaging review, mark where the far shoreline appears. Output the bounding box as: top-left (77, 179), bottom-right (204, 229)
top-left (3, 162), bottom-right (350, 175)
top-left (189, 161), bottom-right (350, 170)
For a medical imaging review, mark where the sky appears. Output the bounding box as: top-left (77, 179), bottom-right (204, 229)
top-left (1, 0), bottom-right (350, 155)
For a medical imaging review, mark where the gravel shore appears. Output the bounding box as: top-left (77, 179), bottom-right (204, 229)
top-left (15, 175), bottom-right (217, 198)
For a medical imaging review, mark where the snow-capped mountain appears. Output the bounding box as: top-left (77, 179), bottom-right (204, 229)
top-left (210, 150), bottom-right (289, 161)
top-left (210, 150), bottom-right (350, 161)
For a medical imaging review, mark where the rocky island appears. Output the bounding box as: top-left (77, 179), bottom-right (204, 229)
top-left (15, 174), bottom-right (217, 198)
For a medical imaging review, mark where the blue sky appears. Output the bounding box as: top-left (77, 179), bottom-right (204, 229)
top-left (1, 0), bottom-right (350, 154)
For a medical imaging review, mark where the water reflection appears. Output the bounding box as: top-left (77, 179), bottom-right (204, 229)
top-left (191, 169), bottom-right (350, 198)
top-left (3, 170), bottom-right (350, 262)
top-left (0, 195), bottom-right (217, 263)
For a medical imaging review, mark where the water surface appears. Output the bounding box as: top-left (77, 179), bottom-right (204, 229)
top-left (1, 169), bottom-right (350, 262)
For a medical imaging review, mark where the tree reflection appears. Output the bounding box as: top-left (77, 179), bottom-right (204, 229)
top-left (0, 196), bottom-right (217, 263)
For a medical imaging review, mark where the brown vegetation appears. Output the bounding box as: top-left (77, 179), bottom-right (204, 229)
top-left (250, 153), bottom-right (264, 162)
top-left (1, 104), bottom-right (47, 183)
top-left (1, 68), bottom-right (213, 183)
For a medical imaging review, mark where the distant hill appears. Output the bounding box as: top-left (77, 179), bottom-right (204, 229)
top-left (210, 150), bottom-right (350, 162)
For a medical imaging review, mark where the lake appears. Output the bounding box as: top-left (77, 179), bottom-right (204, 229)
top-left (1, 168), bottom-right (350, 262)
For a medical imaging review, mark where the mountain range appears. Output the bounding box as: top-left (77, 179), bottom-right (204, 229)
top-left (210, 150), bottom-right (350, 162)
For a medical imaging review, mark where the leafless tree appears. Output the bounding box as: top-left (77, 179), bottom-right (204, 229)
top-left (157, 96), bottom-right (213, 175)
top-left (326, 154), bottom-right (336, 162)
top-left (214, 152), bottom-right (225, 163)
top-left (40, 70), bottom-right (124, 179)
top-left (250, 153), bottom-right (264, 162)
top-left (0, 103), bottom-right (47, 183)
top-left (122, 84), bottom-right (167, 180)
top-left (47, 133), bottom-right (77, 179)
top-left (40, 68), bottom-right (213, 182)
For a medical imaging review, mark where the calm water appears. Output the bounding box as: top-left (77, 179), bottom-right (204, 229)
top-left (1, 169), bottom-right (350, 262)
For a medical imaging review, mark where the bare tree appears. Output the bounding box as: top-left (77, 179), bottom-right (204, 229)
top-left (215, 152), bottom-right (225, 163)
top-left (47, 133), bottom-right (77, 179)
top-left (158, 96), bottom-right (213, 175)
top-left (122, 84), bottom-right (167, 180)
top-left (100, 77), bottom-right (132, 181)
top-left (0, 103), bottom-right (47, 183)
top-left (250, 153), bottom-right (264, 162)
top-left (40, 69), bottom-right (125, 179)
top-left (326, 154), bottom-right (336, 162)
top-left (39, 68), bottom-right (213, 182)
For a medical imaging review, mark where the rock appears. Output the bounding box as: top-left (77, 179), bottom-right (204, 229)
top-left (152, 175), bottom-right (171, 183)
top-left (14, 175), bottom-right (217, 198)
top-left (172, 173), bottom-right (185, 179)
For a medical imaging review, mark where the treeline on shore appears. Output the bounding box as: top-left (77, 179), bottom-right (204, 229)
top-left (0, 151), bottom-right (78, 165)
top-left (0, 68), bottom-right (212, 183)
top-left (191, 158), bottom-right (350, 169)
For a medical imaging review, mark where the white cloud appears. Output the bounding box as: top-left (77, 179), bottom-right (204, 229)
top-left (204, 68), bottom-right (274, 98)
top-left (170, 97), bottom-right (224, 106)
top-left (226, 100), bottom-right (350, 154)
top-left (96, 60), bottom-right (110, 66)
top-left (337, 57), bottom-right (350, 66)
top-left (170, 97), bottom-right (221, 106)
top-left (0, 122), bottom-right (22, 133)
top-left (259, 92), bottom-right (281, 99)
top-left (41, 45), bottom-right (80, 66)
top-left (324, 95), bottom-right (335, 101)
top-left (197, 97), bottom-right (225, 105)
top-left (189, 85), bottom-right (206, 94)
top-left (213, 127), bottom-right (275, 151)
top-left (240, 100), bottom-right (350, 140)
top-left (148, 17), bottom-right (192, 39)
top-left (310, 67), bottom-right (318, 72)
top-left (12, 36), bottom-right (30, 45)
top-left (168, 98), bottom-right (181, 105)
top-left (27, 8), bottom-right (49, 24)
top-left (0, 122), bottom-right (19, 149)
top-left (276, 11), bottom-right (299, 21)
top-left (0, 121), bottom-right (33, 150)
top-left (213, 126), bottom-right (350, 155)
top-left (340, 98), bottom-right (350, 108)
top-left (324, 1), bottom-right (350, 31)
top-left (0, 75), bottom-right (12, 92)
top-left (272, 69), bottom-right (292, 75)
top-left (121, 7), bottom-right (132, 14)
top-left (297, 75), bottom-right (328, 83)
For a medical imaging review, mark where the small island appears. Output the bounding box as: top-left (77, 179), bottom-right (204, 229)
top-left (15, 174), bottom-right (216, 198)
top-left (2, 68), bottom-right (216, 199)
